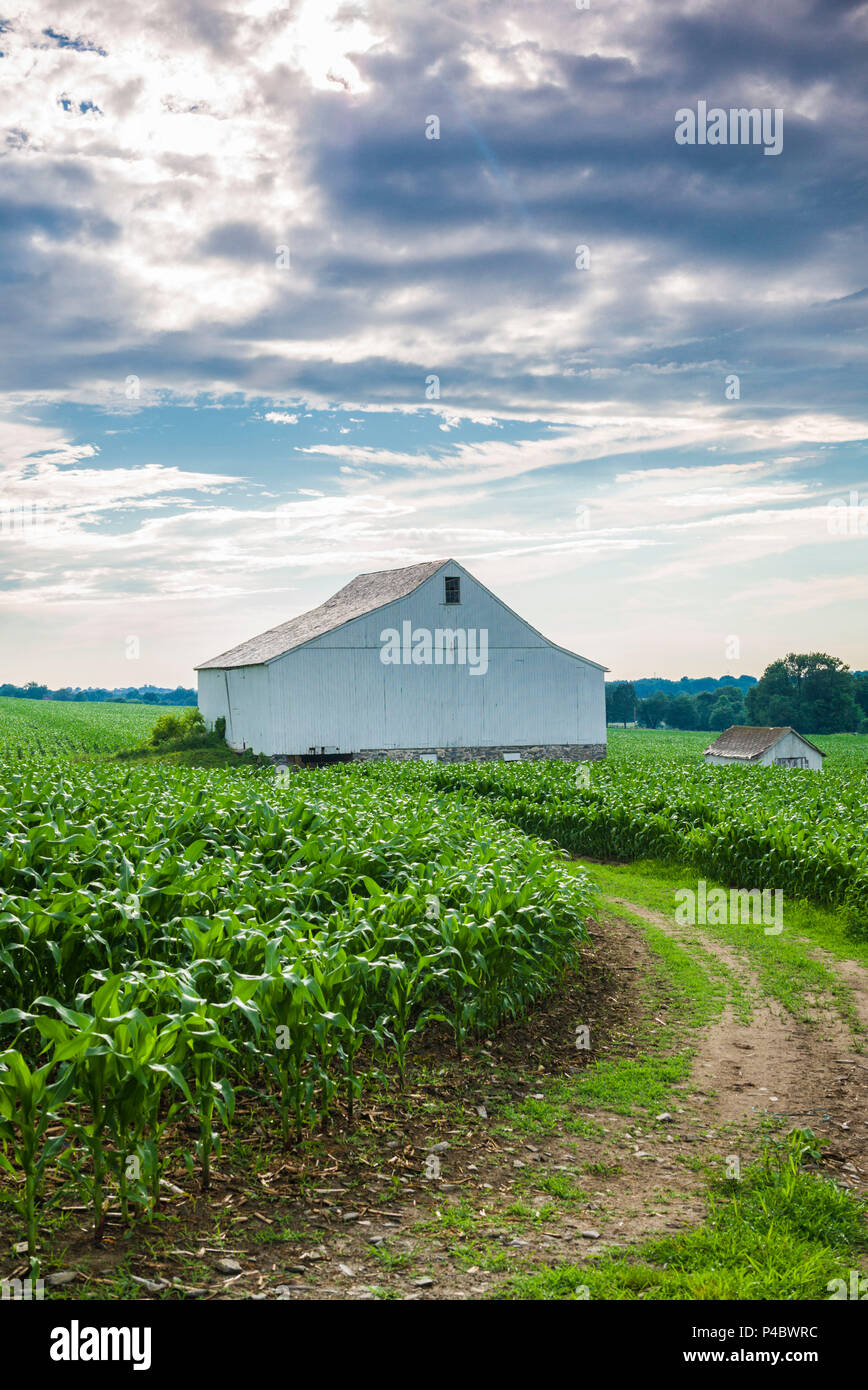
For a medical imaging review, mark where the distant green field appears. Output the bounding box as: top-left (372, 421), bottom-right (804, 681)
top-left (4, 697), bottom-right (864, 769)
top-left (606, 726), bottom-right (868, 769)
top-left (0, 696), bottom-right (164, 759)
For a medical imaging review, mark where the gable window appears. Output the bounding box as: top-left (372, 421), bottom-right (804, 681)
top-left (444, 576), bottom-right (461, 604)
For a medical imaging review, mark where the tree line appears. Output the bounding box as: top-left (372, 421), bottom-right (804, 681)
top-left (607, 655), bottom-right (868, 735)
top-left (0, 682), bottom-right (197, 707)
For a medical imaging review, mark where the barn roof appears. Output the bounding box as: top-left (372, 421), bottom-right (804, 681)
top-left (703, 726), bottom-right (826, 760)
top-left (196, 559), bottom-right (450, 669)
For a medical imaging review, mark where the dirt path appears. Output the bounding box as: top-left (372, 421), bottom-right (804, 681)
top-left (607, 895), bottom-right (868, 1187)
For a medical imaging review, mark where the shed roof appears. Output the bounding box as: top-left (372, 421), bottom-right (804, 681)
top-left (196, 559), bottom-right (449, 669)
top-left (703, 726), bottom-right (826, 760)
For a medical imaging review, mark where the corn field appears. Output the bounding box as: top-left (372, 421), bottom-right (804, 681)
top-left (2, 703), bottom-right (866, 1264)
top-left (421, 731), bottom-right (868, 931)
top-left (0, 696), bottom-right (164, 761)
top-left (0, 722), bottom-right (592, 1259)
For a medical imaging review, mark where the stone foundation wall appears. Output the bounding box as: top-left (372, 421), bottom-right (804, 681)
top-left (353, 743), bottom-right (607, 764)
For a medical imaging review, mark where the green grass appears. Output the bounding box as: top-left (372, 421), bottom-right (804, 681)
top-left (502, 1200), bottom-right (559, 1222)
top-left (582, 858), bottom-right (864, 1031)
top-left (496, 892), bottom-right (725, 1136)
top-left (412, 1200), bottom-right (483, 1238)
top-left (569, 1055), bottom-right (692, 1115)
top-left (369, 1242), bottom-right (416, 1271)
top-left (504, 893), bottom-right (729, 1139)
top-left (450, 1240), bottom-right (514, 1272)
top-left (119, 744), bottom-right (265, 768)
top-left (496, 1092), bottom-right (609, 1138)
top-left (627, 907), bottom-right (736, 1028)
top-left (513, 1171), bottom-right (588, 1204)
top-left (497, 1132), bottom-right (868, 1300)
top-left (249, 1224), bottom-right (309, 1245)
top-left (583, 1159), bottom-right (623, 1177)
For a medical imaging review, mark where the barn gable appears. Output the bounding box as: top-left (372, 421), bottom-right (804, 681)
top-left (196, 559), bottom-right (605, 672)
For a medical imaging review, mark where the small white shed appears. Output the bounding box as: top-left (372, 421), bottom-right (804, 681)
top-left (703, 726), bottom-right (825, 771)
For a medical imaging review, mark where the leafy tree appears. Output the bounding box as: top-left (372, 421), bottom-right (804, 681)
top-left (707, 687), bottom-right (745, 731)
top-left (709, 699), bottom-right (736, 731)
top-left (606, 682), bottom-right (637, 726)
top-left (852, 673), bottom-right (868, 719)
top-left (666, 693), bottom-right (697, 730)
top-left (694, 691), bottom-right (716, 727)
top-left (0, 682), bottom-right (197, 706)
top-left (631, 674), bottom-right (757, 699)
top-left (638, 691), bottom-right (670, 728)
top-left (746, 653), bottom-right (860, 734)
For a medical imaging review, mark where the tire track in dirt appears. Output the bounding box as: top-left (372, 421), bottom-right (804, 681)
top-left (282, 908), bottom-right (755, 1298)
top-left (606, 895), bottom-right (868, 1194)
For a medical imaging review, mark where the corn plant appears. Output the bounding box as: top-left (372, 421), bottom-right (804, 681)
top-left (0, 1048), bottom-right (73, 1262)
top-left (28, 985), bottom-right (134, 1243)
top-left (252, 964), bottom-right (319, 1144)
top-left (175, 1006), bottom-right (235, 1192)
top-left (381, 947), bottom-right (445, 1088)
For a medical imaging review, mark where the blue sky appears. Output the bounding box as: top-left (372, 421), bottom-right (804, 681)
top-left (0, 0), bottom-right (866, 687)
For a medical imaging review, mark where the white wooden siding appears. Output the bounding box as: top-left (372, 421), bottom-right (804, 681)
top-left (198, 562), bottom-right (606, 755)
top-left (705, 731), bottom-right (823, 771)
top-left (761, 731), bottom-right (824, 770)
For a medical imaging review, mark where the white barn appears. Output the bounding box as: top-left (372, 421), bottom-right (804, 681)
top-left (196, 558), bottom-right (607, 763)
top-left (703, 725), bottom-right (825, 771)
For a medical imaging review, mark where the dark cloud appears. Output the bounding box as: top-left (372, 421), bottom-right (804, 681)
top-left (0, 196), bottom-right (117, 242)
top-left (0, 0), bottom-right (864, 430)
top-left (199, 220), bottom-right (279, 261)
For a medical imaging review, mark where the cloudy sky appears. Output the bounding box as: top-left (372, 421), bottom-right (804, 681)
top-left (1, 0), bottom-right (866, 688)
